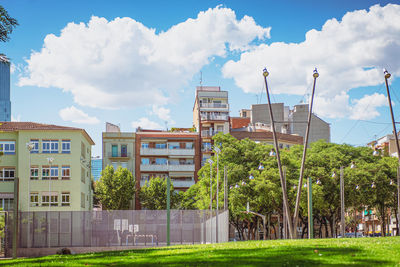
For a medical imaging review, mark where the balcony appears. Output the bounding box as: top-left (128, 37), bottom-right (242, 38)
top-left (140, 148), bottom-right (168, 156)
top-left (140, 148), bottom-right (195, 156)
top-left (200, 103), bottom-right (229, 109)
top-left (171, 179), bottom-right (195, 188)
top-left (140, 164), bottom-right (169, 172)
top-left (201, 115), bottom-right (228, 121)
top-left (168, 164), bottom-right (195, 172)
top-left (201, 130), bottom-right (224, 138)
top-left (108, 152), bottom-right (131, 158)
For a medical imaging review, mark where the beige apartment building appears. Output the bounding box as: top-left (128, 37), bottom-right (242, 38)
top-left (193, 86), bottom-right (230, 165)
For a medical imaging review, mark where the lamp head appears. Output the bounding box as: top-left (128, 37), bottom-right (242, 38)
top-left (26, 142), bottom-right (35, 151)
top-left (372, 149), bottom-right (379, 156)
top-left (316, 179), bottom-right (321, 185)
top-left (331, 172), bottom-right (336, 178)
top-left (249, 174), bottom-right (254, 180)
top-left (241, 181), bottom-right (246, 186)
top-left (356, 185), bottom-right (360, 190)
top-left (269, 149), bottom-right (276, 157)
top-left (263, 68), bottom-right (269, 77)
top-left (313, 68), bottom-right (319, 78)
top-left (47, 157), bottom-right (54, 164)
top-left (384, 69), bottom-right (391, 79)
top-left (350, 161), bottom-right (356, 169)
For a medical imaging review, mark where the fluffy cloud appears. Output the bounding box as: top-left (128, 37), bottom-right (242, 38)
top-left (19, 6), bottom-right (270, 109)
top-left (151, 105), bottom-right (175, 125)
top-left (349, 93), bottom-right (388, 120)
top-left (59, 106), bottom-right (100, 124)
top-left (131, 117), bottom-right (162, 130)
top-left (222, 4), bottom-right (400, 119)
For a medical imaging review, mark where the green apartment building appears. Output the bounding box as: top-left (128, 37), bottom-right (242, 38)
top-left (0, 122), bottom-right (95, 212)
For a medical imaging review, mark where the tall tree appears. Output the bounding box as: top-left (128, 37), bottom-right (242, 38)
top-left (95, 166), bottom-right (135, 210)
top-left (0, 5), bottom-right (18, 42)
top-left (139, 177), bottom-right (180, 210)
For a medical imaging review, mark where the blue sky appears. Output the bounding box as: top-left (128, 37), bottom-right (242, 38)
top-left (1, 0), bottom-right (400, 157)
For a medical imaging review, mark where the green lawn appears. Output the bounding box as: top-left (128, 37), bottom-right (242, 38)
top-left (2, 237), bottom-right (400, 266)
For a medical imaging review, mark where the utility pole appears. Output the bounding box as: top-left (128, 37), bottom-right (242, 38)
top-left (12, 178), bottom-right (19, 259)
top-left (283, 166), bottom-right (287, 239)
top-left (307, 177), bottom-right (313, 239)
top-left (340, 166), bottom-right (345, 237)
top-left (166, 176), bottom-right (170, 246)
top-left (224, 166), bottom-right (227, 210)
top-left (263, 68), bottom-right (294, 239)
top-left (383, 69), bottom-right (400, 236)
top-left (293, 68), bottom-right (319, 237)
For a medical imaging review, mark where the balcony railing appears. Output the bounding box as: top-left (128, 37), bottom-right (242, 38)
top-left (171, 179), bottom-right (195, 188)
top-left (200, 103), bottom-right (228, 109)
top-left (140, 148), bottom-right (194, 156)
top-left (201, 115), bottom-right (228, 121)
top-left (108, 152), bottom-right (131, 158)
top-left (140, 164), bottom-right (195, 172)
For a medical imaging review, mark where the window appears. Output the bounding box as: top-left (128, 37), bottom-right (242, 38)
top-left (141, 158), bottom-right (149, 165)
top-left (0, 141), bottom-right (15, 155)
top-left (111, 162), bottom-right (118, 169)
top-left (42, 140), bottom-right (58, 153)
top-left (30, 140), bottom-right (39, 153)
top-left (155, 143), bottom-right (166, 149)
top-left (62, 140), bottom-right (71, 153)
top-left (61, 166), bottom-right (70, 180)
top-left (168, 142), bottom-right (180, 149)
top-left (141, 143), bottom-right (149, 149)
top-left (50, 195), bottom-right (58, 206)
top-left (81, 142), bottom-right (86, 159)
top-left (30, 167), bottom-right (39, 180)
top-left (0, 168), bottom-right (15, 181)
top-left (121, 162), bottom-right (128, 169)
top-left (42, 167), bottom-right (50, 180)
top-left (185, 142), bottom-right (193, 149)
top-left (0, 198), bottom-right (14, 211)
top-left (30, 193), bottom-right (39, 207)
top-left (155, 158), bottom-right (167, 165)
top-left (111, 145), bottom-right (118, 157)
top-left (50, 166), bottom-right (58, 180)
top-left (61, 192), bottom-right (70, 206)
top-left (121, 145), bottom-right (127, 157)
top-left (81, 167), bottom-right (85, 183)
top-left (81, 192), bottom-right (85, 208)
top-left (42, 195), bottom-right (49, 206)
top-left (217, 125), bottom-right (224, 133)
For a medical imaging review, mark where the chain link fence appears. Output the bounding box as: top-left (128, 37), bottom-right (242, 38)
top-left (4, 209), bottom-right (228, 253)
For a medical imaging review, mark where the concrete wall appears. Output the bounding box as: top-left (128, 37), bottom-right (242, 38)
top-left (251, 103), bottom-right (285, 132)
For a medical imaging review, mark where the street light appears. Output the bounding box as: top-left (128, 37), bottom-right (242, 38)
top-left (214, 146), bottom-right (221, 243)
top-left (46, 157), bottom-right (54, 248)
top-left (207, 158), bottom-right (213, 243)
top-left (26, 142), bottom-right (35, 248)
top-left (249, 174), bottom-right (254, 180)
top-left (269, 149), bottom-right (276, 157)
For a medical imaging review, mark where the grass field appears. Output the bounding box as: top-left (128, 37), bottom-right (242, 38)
top-left (1, 237), bottom-right (400, 266)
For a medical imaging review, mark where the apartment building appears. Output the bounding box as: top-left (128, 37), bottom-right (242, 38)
top-left (0, 122), bottom-right (94, 211)
top-left (368, 133), bottom-right (399, 157)
top-left (242, 103), bottom-right (330, 144)
top-left (0, 54), bottom-right (11, 122)
top-left (135, 130), bottom-right (201, 209)
top-left (102, 123), bottom-right (135, 172)
top-left (193, 86), bottom-right (230, 164)
top-left (230, 130), bottom-right (303, 148)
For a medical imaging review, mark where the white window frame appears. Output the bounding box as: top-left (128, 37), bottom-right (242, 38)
top-left (0, 141), bottom-right (16, 155)
top-left (62, 140), bottom-right (71, 154)
top-left (30, 193), bottom-right (39, 207)
top-left (50, 166), bottom-right (59, 180)
top-left (43, 140), bottom-right (58, 153)
top-left (30, 167), bottom-right (39, 180)
top-left (30, 139), bottom-right (39, 153)
top-left (0, 168), bottom-right (15, 181)
top-left (42, 167), bottom-right (50, 180)
top-left (61, 192), bottom-right (70, 206)
top-left (61, 166), bottom-right (70, 180)
top-left (42, 195), bottom-right (49, 206)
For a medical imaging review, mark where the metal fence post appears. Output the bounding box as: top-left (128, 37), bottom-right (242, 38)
top-left (12, 177), bottom-right (19, 259)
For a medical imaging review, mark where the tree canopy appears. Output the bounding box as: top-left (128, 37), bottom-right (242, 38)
top-left (95, 166), bottom-right (135, 210)
top-left (0, 5), bottom-right (18, 42)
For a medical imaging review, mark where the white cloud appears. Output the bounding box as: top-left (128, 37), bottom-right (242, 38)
top-left (151, 105), bottom-right (175, 125)
top-left (59, 106), bottom-right (100, 124)
top-left (349, 93), bottom-right (388, 120)
top-left (11, 115), bottom-right (21, 122)
top-left (131, 117), bottom-right (162, 130)
top-left (222, 4), bottom-right (400, 119)
top-left (18, 6), bottom-right (270, 109)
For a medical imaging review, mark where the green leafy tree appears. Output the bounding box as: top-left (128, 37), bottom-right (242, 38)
top-left (139, 177), bottom-right (180, 210)
top-left (95, 165), bottom-right (135, 210)
top-left (0, 5), bottom-right (18, 42)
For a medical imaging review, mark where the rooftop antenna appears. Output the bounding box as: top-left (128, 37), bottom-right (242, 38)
top-left (165, 121), bottom-right (168, 131)
top-left (200, 71), bottom-right (203, 88)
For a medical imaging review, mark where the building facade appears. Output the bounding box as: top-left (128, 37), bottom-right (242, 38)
top-left (91, 157), bottom-right (102, 181)
top-left (193, 86), bottom-right (230, 165)
top-left (0, 122), bottom-right (94, 211)
top-left (0, 54), bottom-right (11, 122)
top-left (243, 103), bottom-right (330, 144)
top-left (102, 131), bottom-right (136, 172)
top-left (135, 130), bottom-right (201, 209)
